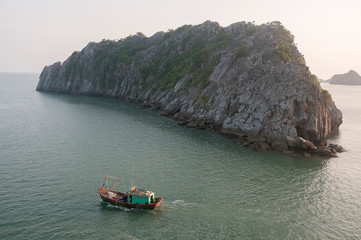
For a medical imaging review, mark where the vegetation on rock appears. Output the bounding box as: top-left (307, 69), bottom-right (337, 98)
top-left (64, 51), bottom-right (80, 80)
top-left (236, 45), bottom-right (250, 58)
top-left (140, 28), bottom-right (230, 91)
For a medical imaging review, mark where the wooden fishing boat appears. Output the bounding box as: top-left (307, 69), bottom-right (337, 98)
top-left (98, 175), bottom-right (163, 209)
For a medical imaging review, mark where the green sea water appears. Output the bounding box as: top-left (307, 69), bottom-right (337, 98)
top-left (0, 73), bottom-right (360, 239)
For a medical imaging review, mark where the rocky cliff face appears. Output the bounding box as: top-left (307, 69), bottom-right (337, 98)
top-left (328, 70), bottom-right (361, 85)
top-left (37, 21), bottom-right (343, 156)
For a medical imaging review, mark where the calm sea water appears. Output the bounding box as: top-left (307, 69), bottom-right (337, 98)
top-left (0, 73), bottom-right (360, 239)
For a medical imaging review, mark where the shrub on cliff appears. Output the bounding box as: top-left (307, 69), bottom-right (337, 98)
top-left (275, 42), bottom-right (292, 63)
top-left (236, 45), bottom-right (250, 58)
top-left (322, 89), bottom-right (333, 104)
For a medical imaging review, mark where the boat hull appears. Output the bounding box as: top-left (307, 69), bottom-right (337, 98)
top-left (98, 189), bottom-right (163, 209)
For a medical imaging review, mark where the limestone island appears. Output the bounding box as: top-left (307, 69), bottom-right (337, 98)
top-left (327, 70), bottom-right (361, 85)
top-left (37, 21), bottom-right (343, 157)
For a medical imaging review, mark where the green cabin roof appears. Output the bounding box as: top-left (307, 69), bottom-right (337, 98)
top-left (127, 187), bottom-right (154, 198)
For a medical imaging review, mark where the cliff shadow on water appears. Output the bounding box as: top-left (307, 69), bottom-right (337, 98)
top-left (36, 20), bottom-right (343, 157)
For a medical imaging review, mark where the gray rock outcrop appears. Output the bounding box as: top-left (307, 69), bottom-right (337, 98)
top-left (37, 21), bottom-right (343, 155)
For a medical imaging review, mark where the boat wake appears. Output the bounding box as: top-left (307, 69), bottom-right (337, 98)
top-left (100, 200), bottom-right (133, 211)
top-left (172, 200), bottom-right (188, 205)
top-left (165, 199), bottom-right (198, 208)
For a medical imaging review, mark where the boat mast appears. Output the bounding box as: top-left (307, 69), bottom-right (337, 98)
top-left (101, 174), bottom-right (109, 189)
top-left (101, 175), bottom-right (122, 192)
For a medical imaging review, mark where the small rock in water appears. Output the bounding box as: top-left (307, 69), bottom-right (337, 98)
top-left (328, 143), bottom-right (344, 153)
top-left (260, 142), bottom-right (271, 151)
top-left (315, 146), bottom-right (336, 157)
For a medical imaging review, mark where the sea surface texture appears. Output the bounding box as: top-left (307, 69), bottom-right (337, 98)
top-left (1, 73), bottom-right (360, 239)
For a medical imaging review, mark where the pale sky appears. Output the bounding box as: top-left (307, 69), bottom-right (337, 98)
top-left (1, 0), bottom-right (360, 79)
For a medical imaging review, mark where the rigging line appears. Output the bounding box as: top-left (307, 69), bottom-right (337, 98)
top-left (109, 178), bottom-right (122, 190)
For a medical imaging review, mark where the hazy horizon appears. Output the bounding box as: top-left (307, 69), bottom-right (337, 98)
top-left (1, 0), bottom-right (360, 79)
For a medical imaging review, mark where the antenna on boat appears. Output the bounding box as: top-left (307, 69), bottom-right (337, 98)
top-left (131, 169), bottom-right (135, 188)
top-left (106, 174), bottom-right (108, 187)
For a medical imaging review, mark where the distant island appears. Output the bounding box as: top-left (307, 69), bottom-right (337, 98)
top-left (327, 70), bottom-right (361, 85)
top-left (36, 21), bottom-right (343, 157)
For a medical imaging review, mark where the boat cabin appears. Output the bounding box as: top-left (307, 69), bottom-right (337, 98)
top-left (127, 187), bottom-right (155, 204)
